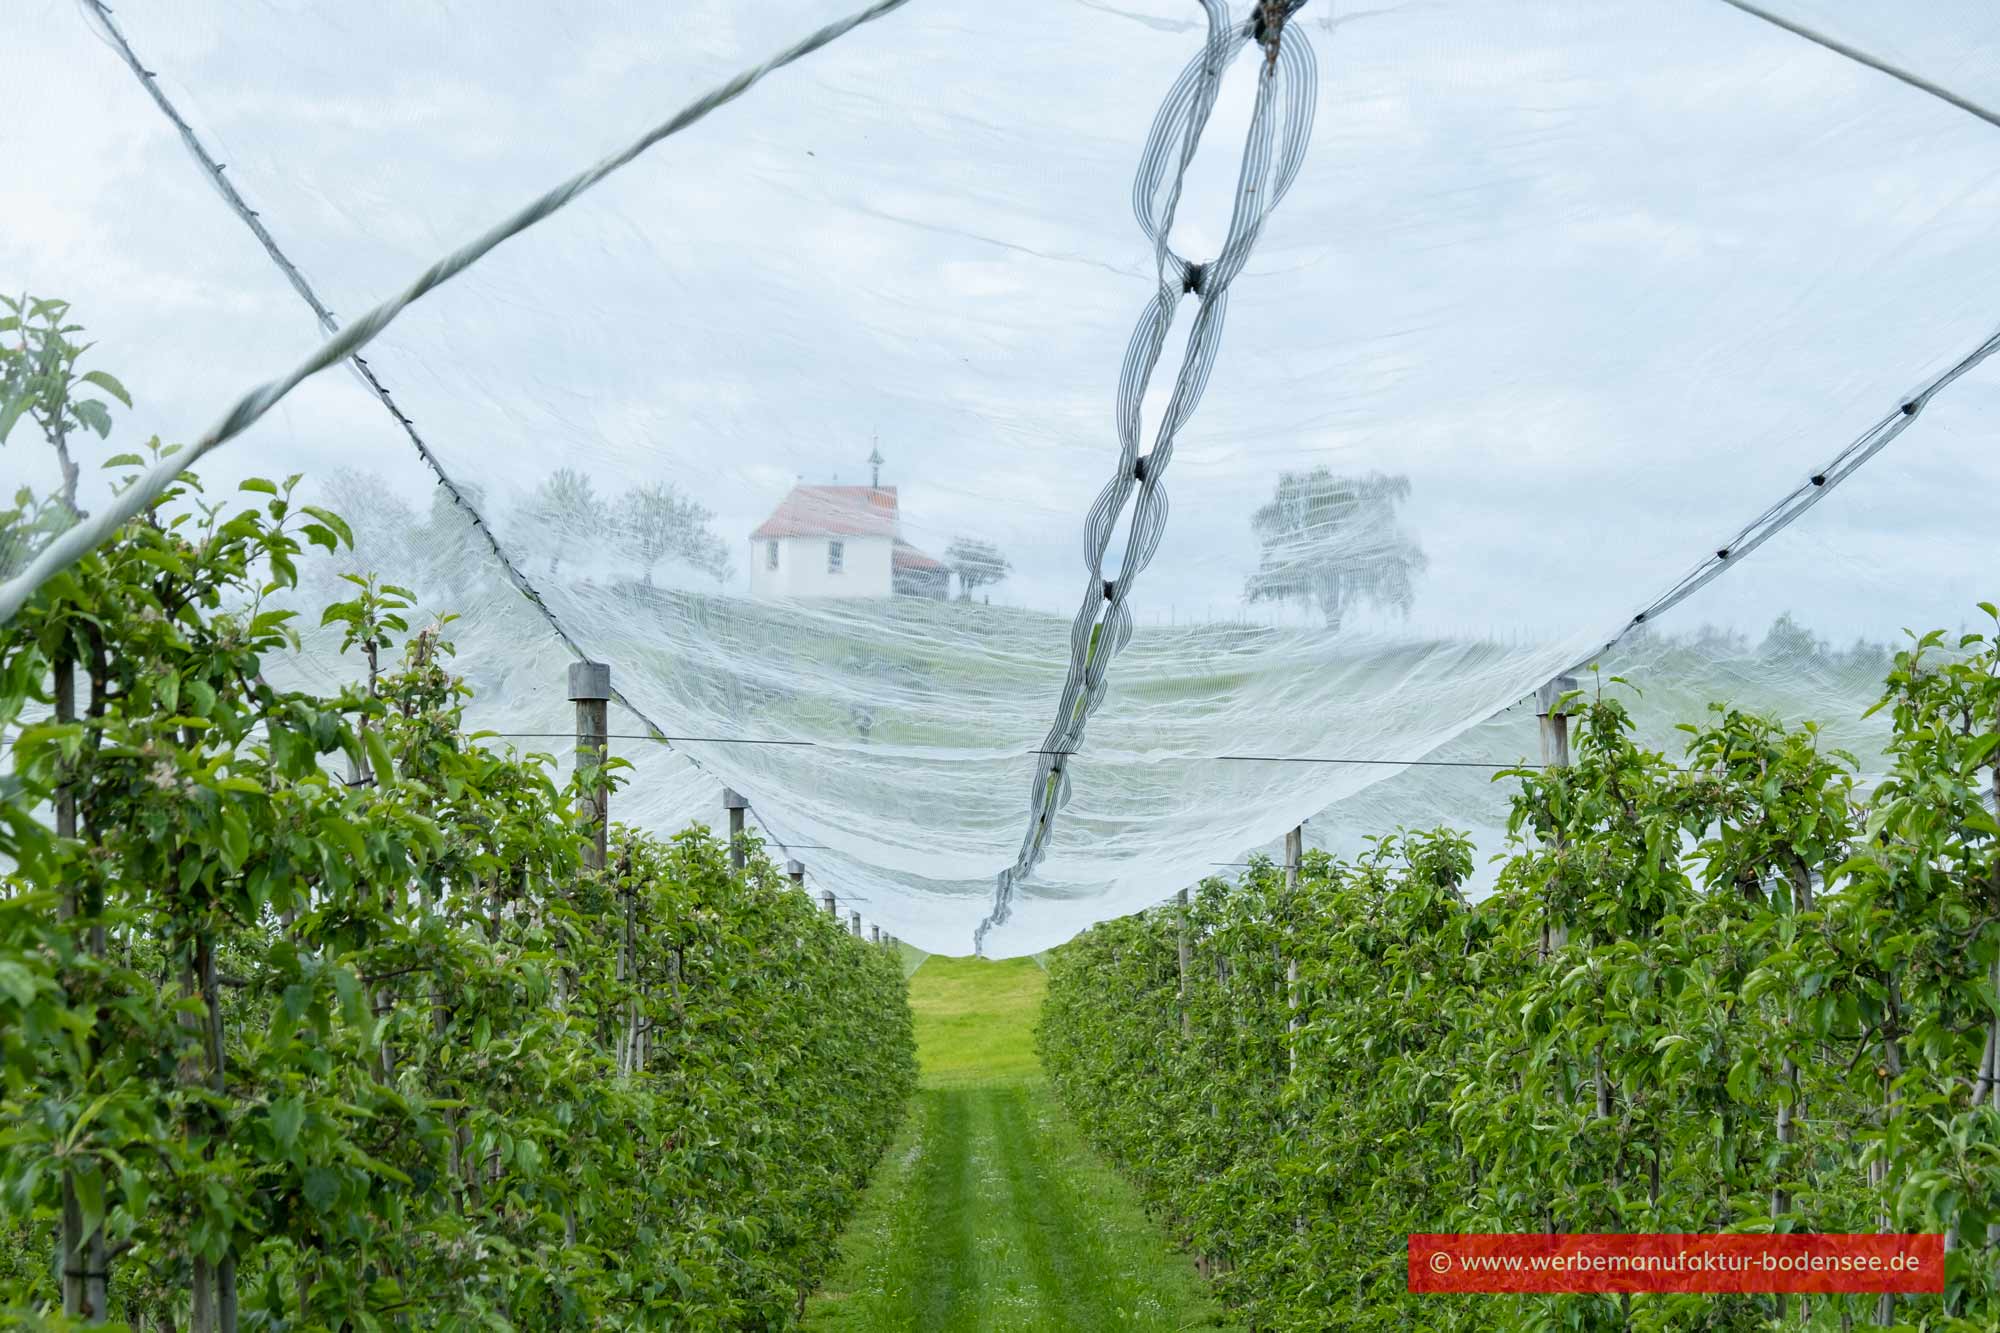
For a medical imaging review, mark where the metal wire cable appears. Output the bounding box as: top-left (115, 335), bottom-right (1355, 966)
top-left (69, 0), bottom-right (605, 690)
top-left (484, 732), bottom-right (815, 747)
top-left (1037, 749), bottom-right (1540, 770)
top-left (48, 0), bottom-right (913, 886)
top-left (0, 0), bottom-right (914, 626)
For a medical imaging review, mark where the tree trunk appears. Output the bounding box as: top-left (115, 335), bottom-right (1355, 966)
top-left (1987, 764), bottom-right (2000, 1263)
top-left (55, 649), bottom-right (86, 1319)
top-left (193, 1257), bottom-right (214, 1333)
top-left (622, 876), bottom-right (639, 1076)
top-left (1771, 1055), bottom-right (1796, 1224)
top-left (52, 415), bottom-right (80, 518)
top-left (53, 652), bottom-right (112, 1320)
top-left (178, 945), bottom-right (209, 1329)
top-left (217, 1255), bottom-right (238, 1333)
top-left (1873, 976), bottom-right (1905, 1328)
top-left (198, 933), bottom-right (237, 1332)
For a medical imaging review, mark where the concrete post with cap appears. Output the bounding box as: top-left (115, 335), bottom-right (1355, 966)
top-left (722, 787), bottom-right (748, 872)
top-left (1536, 674), bottom-right (1578, 768)
top-left (821, 889), bottom-right (837, 917)
top-left (869, 924), bottom-right (881, 945)
top-left (849, 911), bottom-right (862, 938)
top-left (567, 660), bottom-right (611, 872)
top-left (787, 859), bottom-right (806, 890)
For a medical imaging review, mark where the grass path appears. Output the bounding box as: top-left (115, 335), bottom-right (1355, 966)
top-left (804, 956), bottom-right (1234, 1333)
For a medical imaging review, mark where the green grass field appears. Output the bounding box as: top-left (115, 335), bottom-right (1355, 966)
top-left (906, 954), bottom-right (1046, 1088)
top-left (805, 956), bottom-right (1234, 1332)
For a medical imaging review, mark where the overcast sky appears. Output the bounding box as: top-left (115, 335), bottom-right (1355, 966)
top-left (6, 0), bottom-right (1999, 950)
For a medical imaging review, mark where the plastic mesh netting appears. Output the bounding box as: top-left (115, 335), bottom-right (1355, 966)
top-left (5, 0), bottom-right (1998, 953)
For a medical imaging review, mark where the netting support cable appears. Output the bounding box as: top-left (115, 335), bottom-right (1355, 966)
top-left (1715, 0), bottom-right (2000, 133)
top-left (53, 0), bottom-right (907, 882)
top-left (71, 0), bottom-right (602, 678)
top-left (1566, 322), bottom-right (2000, 678)
top-left (1, 0), bottom-right (914, 626)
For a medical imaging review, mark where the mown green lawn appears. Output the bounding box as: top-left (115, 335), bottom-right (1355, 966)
top-left (805, 956), bottom-right (1235, 1333)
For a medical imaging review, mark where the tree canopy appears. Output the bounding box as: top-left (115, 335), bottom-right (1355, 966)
top-left (617, 481), bottom-right (731, 586)
top-left (945, 536), bottom-right (1011, 600)
top-left (1243, 467), bottom-right (1426, 630)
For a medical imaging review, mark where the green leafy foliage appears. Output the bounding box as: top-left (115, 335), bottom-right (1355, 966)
top-left (0, 294), bottom-right (129, 519)
top-left (0, 455), bottom-right (915, 1329)
top-left (1041, 633), bottom-right (2000, 1331)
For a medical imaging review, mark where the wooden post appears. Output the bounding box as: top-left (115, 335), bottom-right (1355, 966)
top-left (567, 661), bottom-right (611, 871)
top-left (1535, 674), bottom-right (1577, 768)
top-left (821, 889), bottom-right (838, 917)
top-left (849, 911), bottom-right (862, 937)
top-left (1176, 887), bottom-right (1192, 1037)
top-left (722, 788), bottom-right (748, 872)
top-left (787, 858), bottom-right (807, 890)
top-left (1534, 674), bottom-right (1576, 959)
top-left (1284, 824), bottom-right (1302, 1074)
top-left (870, 924), bottom-right (882, 945)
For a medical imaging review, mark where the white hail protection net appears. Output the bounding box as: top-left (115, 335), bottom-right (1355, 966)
top-left (5, 0), bottom-right (1998, 953)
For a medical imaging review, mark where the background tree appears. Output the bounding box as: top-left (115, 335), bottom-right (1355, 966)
top-left (1242, 467), bottom-right (1426, 630)
top-left (945, 536), bottom-right (1010, 601)
top-left (1758, 609), bottom-right (1829, 662)
top-left (514, 467), bottom-right (608, 578)
top-left (617, 481), bottom-right (732, 586)
top-left (317, 468), bottom-right (424, 590)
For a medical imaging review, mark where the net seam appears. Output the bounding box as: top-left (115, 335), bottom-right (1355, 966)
top-left (978, 0), bottom-right (1317, 951)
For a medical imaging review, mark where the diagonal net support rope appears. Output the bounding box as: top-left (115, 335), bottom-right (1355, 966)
top-left (0, 0), bottom-right (914, 627)
top-left (1714, 0), bottom-right (2000, 133)
top-left (72, 0), bottom-right (598, 682)
top-left (977, 0), bottom-right (1317, 952)
top-left (47, 0), bottom-right (914, 874)
top-left (1569, 321), bottom-right (2000, 678)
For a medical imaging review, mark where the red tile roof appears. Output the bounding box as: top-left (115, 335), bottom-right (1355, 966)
top-left (893, 540), bottom-right (945, 572)
top-left (752, 485), bottom-right (899, 540)
top-left (754, 483), bottom-right (945, 573)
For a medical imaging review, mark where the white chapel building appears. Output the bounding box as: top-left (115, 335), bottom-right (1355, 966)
top-left (749, 454), bottom-right (947, 600)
